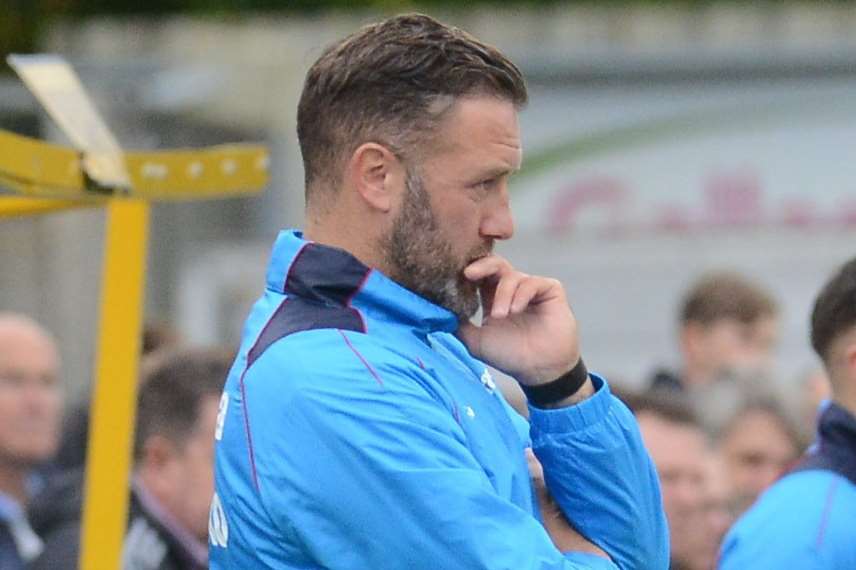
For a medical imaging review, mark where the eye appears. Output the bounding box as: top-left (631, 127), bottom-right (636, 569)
top-left (472, 177), bottom-right (498, 192)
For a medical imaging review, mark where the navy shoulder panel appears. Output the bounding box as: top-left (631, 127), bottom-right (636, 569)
top-left (790, 404), bottom-right (856, 486)
top-left (247, 298), bottom-right (364, 368)
top-left (248, 242), bottom-right (370, 367)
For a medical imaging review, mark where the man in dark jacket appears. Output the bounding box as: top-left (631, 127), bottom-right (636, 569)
top-left (30, 347), bottom-right (231, 570)
top-left (0, 313), bottom-right (62, 570)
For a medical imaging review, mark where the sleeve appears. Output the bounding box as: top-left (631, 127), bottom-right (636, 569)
top-left (718, 525), bottom-right (825, 570)
top-left (247, 332), bottom-right (618, 570)
top-left (717, 472), bottom-right (856, 570)
top-left (528, 375), bottom-right (670, 570)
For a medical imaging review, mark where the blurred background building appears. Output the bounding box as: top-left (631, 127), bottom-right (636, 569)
top-left (1, 1), bottom-right (855, 406)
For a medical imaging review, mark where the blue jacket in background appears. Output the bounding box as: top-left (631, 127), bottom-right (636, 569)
top-left (210, 230), bottom-right (668, 569)
top-left (719, 402), bottom-right (856, 569)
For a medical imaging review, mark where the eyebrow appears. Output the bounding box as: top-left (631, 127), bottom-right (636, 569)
top-left (478, 165), bottom-right (520, 180)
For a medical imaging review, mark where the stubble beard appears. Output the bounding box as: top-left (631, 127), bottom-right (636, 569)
top-left (380, 170), bottom-right (489, 320)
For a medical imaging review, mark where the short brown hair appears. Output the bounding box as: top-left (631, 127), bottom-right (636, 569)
top-left (134, 347), bottom-right (233, 460)
top-left (621, 389), bottom-right (701, 428)
top-left (717, 396), bottom-right (804, 451)
top-left (811, 257), bottom-right (856, 363)
top-left (680, 272), bottom-right (777, 326)
top-left (297, 13), bottom-right (527, 200)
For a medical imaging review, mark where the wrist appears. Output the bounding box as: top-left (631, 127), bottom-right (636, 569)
top-left (520, 358), bottom-right (590, 408)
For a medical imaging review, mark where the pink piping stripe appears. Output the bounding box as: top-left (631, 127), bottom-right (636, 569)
top-left (338, 329), bottom-right (384, 386)
top-left (239, 298), bottom-right (291, 493)
top-left (239, 368), bottom-right (260, 492)
top-left (345, 268), bottom-right (373, 334)
top-left (815, 478), bottom-right (840, 549)
top-left (282, 242), bottom-right (310, 292)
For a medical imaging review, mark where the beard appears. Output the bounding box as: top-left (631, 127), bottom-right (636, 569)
top-left (379, 170), bottom-right (490, 320)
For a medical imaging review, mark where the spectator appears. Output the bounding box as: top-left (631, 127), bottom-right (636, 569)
top-left (719, 257), bottom-right (856, 568)
top-left (630, 392), bottom-right (715, 570)
top-left (650, 271), bottom-right (778, 392)
top-left (30, 347), bottom-right (231, 570)
top-left (648, 272), bottom-right (779, 430)
top-left (0, 313), bottom-right (62, 569)
top-left (51, 321), bottom-right (184, 473)
top-left (796, 366), bottom-right (832, 439)
top-left (701, 453), bottom-right (733, 557)
top-left (715, 398), bottom-right (802, 516)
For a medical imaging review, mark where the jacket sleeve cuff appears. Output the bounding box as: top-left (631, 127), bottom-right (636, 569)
top-left (526, 373), bottom-right (612, 434)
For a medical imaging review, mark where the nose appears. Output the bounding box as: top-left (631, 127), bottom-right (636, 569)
top-left (480, 186), bottom-right (515, 241)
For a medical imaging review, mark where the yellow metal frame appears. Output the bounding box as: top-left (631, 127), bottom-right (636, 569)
top-left (0, 128), bottom-right (268, 569)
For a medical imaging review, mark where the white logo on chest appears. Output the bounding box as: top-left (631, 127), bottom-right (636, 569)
top-left (215, 392), bottom-right (229, 441)
top-left (209, 492), bottom-right (229, 548)
top-left (480, 369), bottom-right (496, 393)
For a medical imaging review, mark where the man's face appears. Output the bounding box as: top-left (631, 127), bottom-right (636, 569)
top-left (692, 316), bottom-right (778, 382)
top-left (637, 413), bottom-right (708, 569)
top-left (0, 322), bottom-right (62, 467)
top-left (169, 395), bottom-right (220, 540)
top-left (720, 408), bottom-right (799, 515)
top-left (380, 97), bottom-right (521, 319)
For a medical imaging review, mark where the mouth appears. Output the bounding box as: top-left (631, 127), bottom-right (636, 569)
top-left (467, 243), bottom-right (494, 265)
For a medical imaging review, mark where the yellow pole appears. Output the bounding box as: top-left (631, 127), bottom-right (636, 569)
top-left (80, 199), bottom-right (150, 569)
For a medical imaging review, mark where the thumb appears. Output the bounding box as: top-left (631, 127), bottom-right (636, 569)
top-left (455, 319), bottom-right (482, 358)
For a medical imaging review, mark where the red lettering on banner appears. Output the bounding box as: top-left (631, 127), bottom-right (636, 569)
top-left (781, 199), bottom-right (817, 227)
top-left (546, 177), bottom-right (627, 235)
top-left (703, 170), bottom-right (763, 227)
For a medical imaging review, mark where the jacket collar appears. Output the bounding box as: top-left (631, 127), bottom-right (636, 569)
top-left (266, 230), bottom-right (458, 336)
top-left (817, 402), bottom-right (856, 457)
top-left (792, 401), bottom-right (856, 485)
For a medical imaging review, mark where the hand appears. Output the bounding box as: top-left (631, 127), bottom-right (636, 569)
top-left (526, 449), bottom-right (610, 558)
top-left (455, 255), bottom-right (579, 386)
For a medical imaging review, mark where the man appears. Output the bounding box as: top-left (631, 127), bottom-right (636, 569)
top-left (629, 392), bottom-right (721, 570)
top-left (212, 14), bottom-right (667, 570)
top-left (648, 272), bottom-right (779, 430)
top-left (31, 347), bottom-right (231, 570)
top-left (650, 272), bottom-right (778, 392)
top-left (0, 313), bottom-right (62, 569)
top-left (716, 398), bottom-right (802, 516)
top-left (719, 258), bottom-right (856, 568)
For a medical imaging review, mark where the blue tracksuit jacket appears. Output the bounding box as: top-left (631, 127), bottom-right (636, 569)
top-left (719, 402), bottom-right (856, 569)
top-left (209, 230), bottom-right (668, 569)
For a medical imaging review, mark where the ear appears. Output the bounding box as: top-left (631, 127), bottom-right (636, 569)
top-left (345, 142), bottom-right (406, 213)
top-left (140, 434), bottom-right (178, 471)
top-left (680, 322), bottom-right (706, 358)
top-left (845, 342), bottom-right (856, 373)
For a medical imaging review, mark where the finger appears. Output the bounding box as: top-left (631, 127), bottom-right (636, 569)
top-left (510, 277), bottom-right (565, 314)
top-left (508, 276), bottom-right (549, 314)
top-left (490, 271), bottom-right (528, 319)
top-left (463, 254), bottom-right (513, 282)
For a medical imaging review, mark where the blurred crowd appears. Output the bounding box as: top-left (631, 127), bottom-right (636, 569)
top-left (0, 262), bottom-right (841, 569)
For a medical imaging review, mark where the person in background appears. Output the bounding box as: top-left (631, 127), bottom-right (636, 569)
top-left (719, 257), bottom-right (856, 569)
top-left (715, 398), bottom-right (803, 516)
top-left (700, 453), bottom-right (733, 560)
top-left (0, 313), bottom-right (62, 569)
top-left (648, 271), bottom-right (779, 430)
top-left (30, 347), bottom-right (231, 570)
top-left (628, 391), bottom-right (722, 570)
top-left (51, 321), bottom-right (184, 473)
top-left (650, 271), bottom-right (779, 392)
top-left (796, 366), bottom-right (832, 440)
